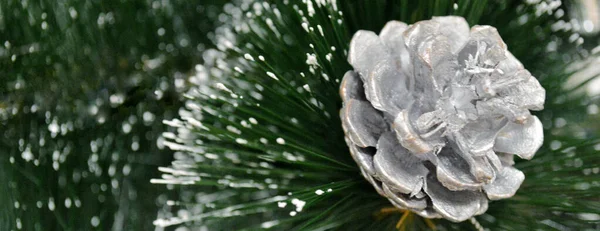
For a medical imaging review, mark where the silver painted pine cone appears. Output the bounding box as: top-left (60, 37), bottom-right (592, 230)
top-left (340, 16), bottom-right (545, 222)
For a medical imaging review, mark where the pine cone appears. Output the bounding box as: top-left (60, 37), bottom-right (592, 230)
top-left (340, 16), bottom-right (545, 222)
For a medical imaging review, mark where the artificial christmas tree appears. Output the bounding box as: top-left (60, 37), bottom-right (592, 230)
top-left (3, 0), bottom-right (600, 230)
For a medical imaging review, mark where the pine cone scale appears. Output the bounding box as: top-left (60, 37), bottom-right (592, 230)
top-left (482, 166), bottom-right (525, 200)
top-left (493, 116), bottom-right (544, 160)
top-left (424, 174), bottom-right (488, 223)
top-left (341, 99), bottom-right (386, 147)
top-left (373, 132), bottom-right (428, 195)
top-left (382, 184), bottom-right (428, 210)
top-left (436, 148), bottom-right (485, 191)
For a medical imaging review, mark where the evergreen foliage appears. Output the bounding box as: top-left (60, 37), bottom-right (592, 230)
top-left (2, 0), bottom-right (599, 230)
top-left (155, 0), bottom-right (600, 230)
top-left (1, 0), bottom-right (223, 230)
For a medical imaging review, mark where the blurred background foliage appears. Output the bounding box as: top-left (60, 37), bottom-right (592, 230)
top-left (1, 0), bottom-right (600, 230)
top-left (1, 0), bottom-right (224, 230)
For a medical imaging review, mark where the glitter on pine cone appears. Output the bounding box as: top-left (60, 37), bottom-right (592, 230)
top-left (340, 16), bottom-right (545, 222)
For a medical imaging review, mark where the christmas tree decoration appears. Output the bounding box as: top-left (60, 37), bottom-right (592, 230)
top-left (149, 1), bottom-right (600, 230)
top-left (341, 16), bottom-right (545, 222)
top-left (3, 0), bottom-right (600, 230)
